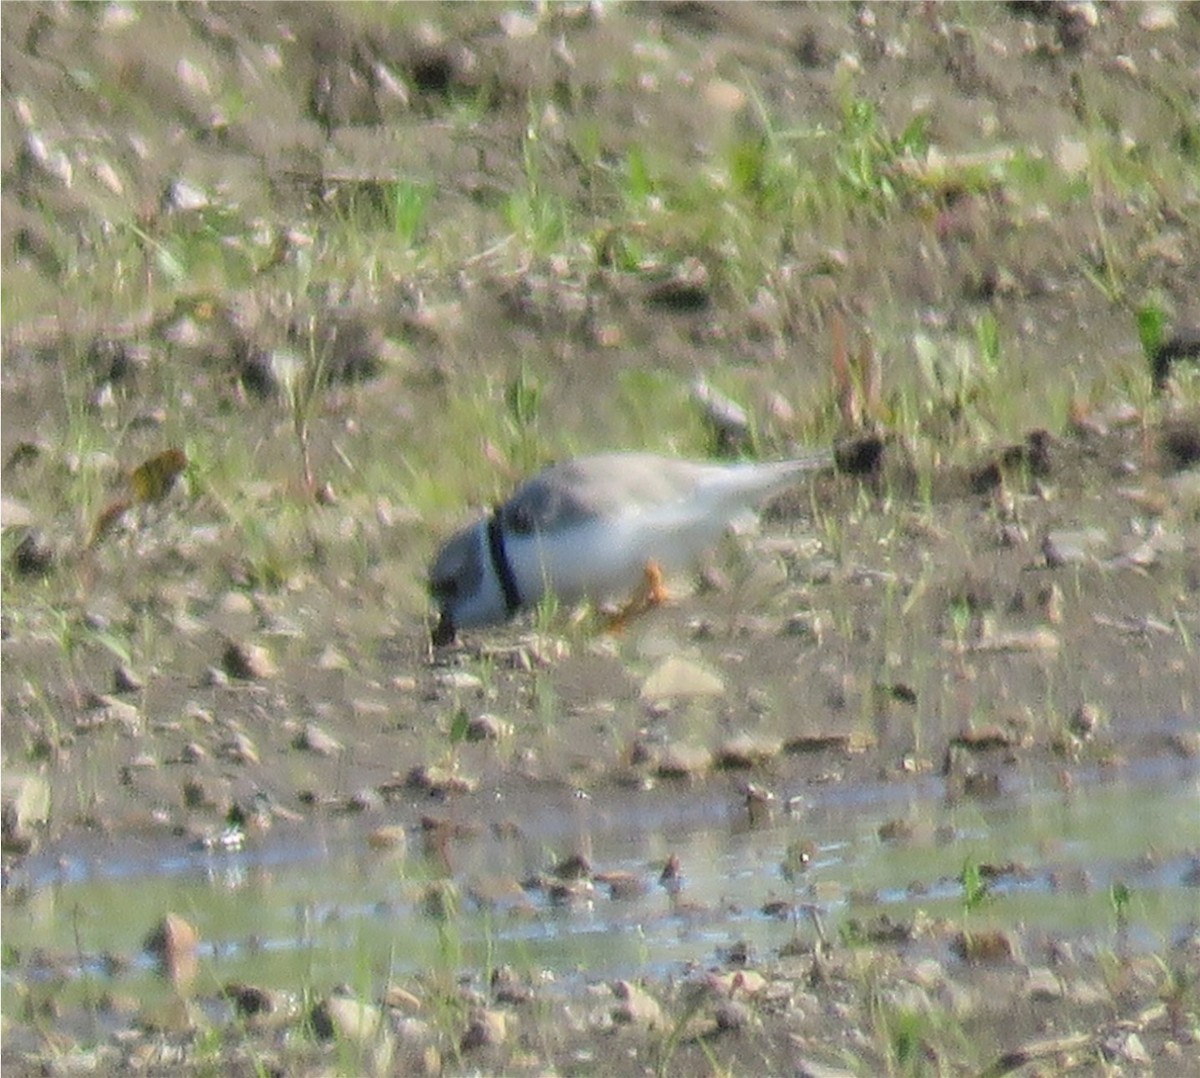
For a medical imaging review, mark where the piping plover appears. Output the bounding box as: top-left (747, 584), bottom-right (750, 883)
top-left (429, 450), bottom-right (833, 644)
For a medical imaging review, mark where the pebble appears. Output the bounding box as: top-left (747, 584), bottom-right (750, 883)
top-left (716, 733), bottom-right (783, 768)
top-left (610, 980), bottom-right (664, 1031)
top-left (952, 628), bottom-right (1060, 655)
top-left (294, 722), bottom-right (343, 756)
top-left (217, 731), bottom-right (261, 765)
top-left (311, 991), bottom-right (388, 1053)
top-left (466, 713), bottom-right (512, 741)
top-left (112, 664), bottom-right (144, 693)
top-left (460, 1007), bottom-right (507, 1050)
top-left (435, 669), bottom-right (483, 693)
top-left (143, 912), bottom-right (200, 990)
top-left (366, 825), bottom-right (409, 853)
top-left (2, 772), bottom-right (51, 851)
top-left (641, 656), bottom-right (725, 701)
top-left (405, 764), bottom-right (478, 795)
top-left (1041, 527), bottom-right (1107, 567)
top-left (221, 641), bottom-right (277, 680)
top-left (654, 742), bottom-right (714, 779)
top-left (383, 985), bottom-right (423, 1012)
top-left (1138, 4), bottom-right (1177, 30)
top-left (1024, 967), bottom-right (1064, 1001)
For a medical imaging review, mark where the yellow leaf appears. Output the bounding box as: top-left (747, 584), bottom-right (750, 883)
top-left (130, 448), bottom-right (188, 504)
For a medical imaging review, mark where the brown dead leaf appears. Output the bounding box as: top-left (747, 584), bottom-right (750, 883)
top-left (88, 497), bottom-right (132, 548)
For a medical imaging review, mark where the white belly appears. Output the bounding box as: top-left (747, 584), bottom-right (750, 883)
top-left (505, 506), bottom-right (726, 607)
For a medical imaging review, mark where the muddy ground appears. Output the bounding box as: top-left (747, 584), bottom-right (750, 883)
top-left (2, 2), bottom-right (1199, 1075)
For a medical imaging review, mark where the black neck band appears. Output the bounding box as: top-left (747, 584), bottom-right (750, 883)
top-left (486, 508), bottom-right (522, 618)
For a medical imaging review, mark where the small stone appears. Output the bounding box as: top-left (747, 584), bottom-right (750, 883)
top-left (112, 664), bottom-right (144, 693)
top-left (435, 669), bottom-right (483, 693)
top-left (1054, 136), bottom-right (1090, 177)
top-left (595, 870), bottom-right (647, 900)
top-left (655, 742), bottom-right (713, 779)
top-left (499, 9), bottom-right (539, 38)
top-left (346, 787), bottom-right (383, 812)
top-left (1068, 703), bottom-right (1101, 738)
top-left (547, 877), bottom-right (595, 906)
top-left (1107, 1030), bottom-right (1151, 1066)
top-left (89, 694), bottom-right (143, 734)
top-left (460, 1008), bottom-right (507, 1050)
top-left (1039, 582), bottom-right (1064, 624)
top-left (144, 912), bottom-right (200, 990)
top-left (2, 772), bottom-right (51, 852)
top-left (223, 983), bottom-right (287, 1023)
top-left (1042, 528), bottom-right (1106, 567)
top-left (713, 999), bottom-right (753, 1032)
top-left (703, 78), bottom-right (747, 115)
top-left (743, 782), bottom-right (776, 826)
top-left (641, 656), bottom-right (725, 702)
top-left (645, 258), bottom-right (710, 311)
top-left (491, 965), bottom-right (535, 1004)
top-left (317, 645), bottom-right (350, 671)
top-left (468, 875), bottom-right (530, 910)
top-left (716, 734), bottom-right (783, 768)
top-left (217, 731), bottom-right (260, 765)
top-left (611, 980), bottom-right (664, 1030)
top-left (218, 591), bottom-right (256, 616)
top-left (781, 612), bottom-right (824, 641)
top-left (1024, 967), bottom-right (1063, 1001)
top-left (909, 959), bottom-right (946, 990)
top-left (692, 377), bottom-right (751, 450)
top-left (951, 724), bottom-right (1019, 750)
top-left (295, 722), bottom-right (343, 757)
top-left (553, 852), bottom-right (592, 880)
top-left (311, 991), bottom-right (386, 1047)
top-left (221, 641), bottom-right (277, 680)
top-left (1139, 4), bottom-right (1177, 30)
top-left (466, 713), bottom-right (511, 741)
top-left (1167, 731), bottom-right (1200, 758)
top-left (0, 497), bottom-right (34, 529)
top-left (384, 985), bottom-right (423, 1012)
top-left (406, 764), bottom-right (477, 796)
top-left (878, 818), bottom-right (918, 844)
top-left (708, 969), bottom-right (768, 997)
top-left (953, 628), bottom-right (1060, 655)
top-left (784, 731), bottom-right (853, 753)
top-left (12, 529), bottom-right (54, 576)
top-left (951, 928), bottom-right (1018, 964)
top-left (167, 177), bottom-right (211, 212)
top-left (367, 825), bottom-right (409, 853)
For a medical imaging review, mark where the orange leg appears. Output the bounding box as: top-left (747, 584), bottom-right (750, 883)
top-left (603, 561), bottom-right (669, 633)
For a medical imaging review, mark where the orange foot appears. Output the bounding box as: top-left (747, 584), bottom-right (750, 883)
top-left (603, 561), bottom-right (670, 633)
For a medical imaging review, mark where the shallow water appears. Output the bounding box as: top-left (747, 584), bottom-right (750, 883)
top-left (4, 751), bottom-right (1198, 1025)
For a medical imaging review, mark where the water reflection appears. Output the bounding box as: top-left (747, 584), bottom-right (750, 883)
top-left (4, 755), bottom-right (1198, 1004)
